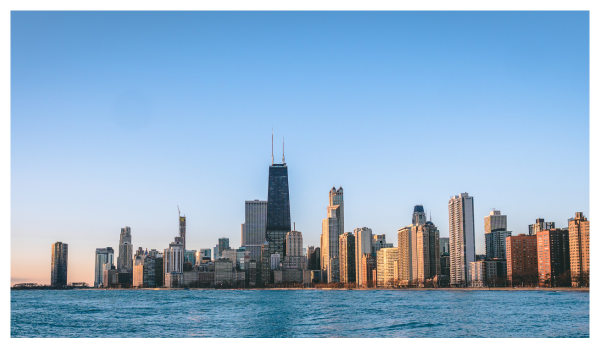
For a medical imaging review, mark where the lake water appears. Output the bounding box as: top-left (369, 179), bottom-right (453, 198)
top-left (11, 289), bottom-right (589, 337)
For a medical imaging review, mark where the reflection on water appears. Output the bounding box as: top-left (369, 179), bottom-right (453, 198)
top-left (11, 290), bottom-right (589, 337)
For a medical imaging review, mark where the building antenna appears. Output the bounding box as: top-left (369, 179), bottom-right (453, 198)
top-left (178, 205), bottom-right (180, 217)
top-left (282, 136), bottom-right (285, 164)
top-left (293, 221), bottom-right (295, 231)
top-left (271, 129), bottom-right (274, 165)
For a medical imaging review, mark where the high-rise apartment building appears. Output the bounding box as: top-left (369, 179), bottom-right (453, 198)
top-left (242, 200), bottom-right (268, 262)
top-left (260, 242), bottom-right (271, 284)
top-left (448, 193), bottom-right (475, 287)
top-left (321, 205), bottom-right (342, 282)
top-left (529, 218), bottom-right (555, 236)
top-left (266, 136), bottom-right (292, 258)
top-left (484, 210), bottom-right (511, 260)
top-left (307, 246), bottom-right (320, 271)
top-left (339, 232), bottom-right (356, 284)
top-left (376, 247), bottom-right (398, 288)
top-left (118, 227), bottom-right (133, 270)
top-left (569, 212), bottom-right (589, 287)
top-left (397, 213), bottom-right (440, 286)
top-left (537, 229), bottom-right (570, 287)
top-left (51, 242), bottom-right (68, 288)
top-left (506, 234), bottom-right (538, 286)
top-left (354, 227), bottom-right (373, 287)
top-left (94, 247), bottom-right (114, 287)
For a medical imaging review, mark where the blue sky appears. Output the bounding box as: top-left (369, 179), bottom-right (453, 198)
top-left (11, 11), bottom-right (589, 285)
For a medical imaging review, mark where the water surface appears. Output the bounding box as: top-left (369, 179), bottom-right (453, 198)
top-left (11, 289), bottom-right (589, 337)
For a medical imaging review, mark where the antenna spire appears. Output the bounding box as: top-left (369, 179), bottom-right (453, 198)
top-left (271, 129), bottom-right (274, 165)
top-left (282, 137), bottom-right (285, 164)
top-left (178, 205), bottom-right (180, 217)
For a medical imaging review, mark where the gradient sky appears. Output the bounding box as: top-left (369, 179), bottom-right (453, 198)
top-left (11, 11), bottom-right (589, 285)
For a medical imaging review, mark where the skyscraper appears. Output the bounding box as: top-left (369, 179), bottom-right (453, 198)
top-left (569, 212), bottom-right (589, 287)
top-left (506, 234), bottom-right (538, 286)
top-left (439, 237), bottom-right (450, 255)
top-left (354, 227), bottom-right (372, 287)
top-left (117, 227), bottom-right (133, 270)
top-left (164, 237), bottom-right (184, 287)
top-left (529, 218), bottom-right (555, 236)
top-left (242, 200), bottom-right (268, 262)
top-left (266, 133), bottom-right (291, 258)
top-left (372, 234), bottom-right (393, 257)
top-left (51, 242), bottom-right (68, 288)
top-left (448, 193), bottom-right (475, 287)
top-left (329, 186), bottom-right (344, 234)
top-left (339, 232), bottom-right (355, 284)
top-left (94, 247), bottom-right (114, 288)
top-left (286, 228), bottom-right (303, 257)
top-left (321, 204), bottom-right (342, 282)
top-left (484, 210), bottom-right (511, 260)
top-left (179, 211), bottom-right (187, 255)
top-left (412, 205), bottom-right (426, 225)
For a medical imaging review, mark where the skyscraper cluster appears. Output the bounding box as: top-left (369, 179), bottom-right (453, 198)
top-left (49, 134), bottom-right (589, 289)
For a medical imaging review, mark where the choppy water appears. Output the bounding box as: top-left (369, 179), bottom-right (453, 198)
top-left (11, 289), bottom-right (589, 337)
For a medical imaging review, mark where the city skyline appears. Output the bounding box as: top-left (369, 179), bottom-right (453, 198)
top-left (11, 11), bottom-right (589, 286)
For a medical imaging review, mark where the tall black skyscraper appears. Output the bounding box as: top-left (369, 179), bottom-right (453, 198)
top-left (51, 241), bottom-right (68, 288)
top-left (266, 133), bottom-right (291, 257)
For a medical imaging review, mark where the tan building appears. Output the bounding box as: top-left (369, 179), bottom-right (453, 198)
top-left (397, 226), bottom-right (413, 285)
top-left (396, 218), bottom-right (440, 286)
top-left (339, 232), bottom-right (355, 284)
top-left (361, 253), bottom-right (376, 288)
top-left (376, 247), bottom-right (398, 287)
top-left (569, 212), bottom-right (589, 287)
top-left (354, 227), bottom-right (373, 287)
top-left (286, 228), bottom-right (303, 257)
top-left (321, 205), bottom-right (341, 282)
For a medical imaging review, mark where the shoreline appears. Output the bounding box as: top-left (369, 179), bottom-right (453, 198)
top-left (13, 287), bottom-right (589, 292)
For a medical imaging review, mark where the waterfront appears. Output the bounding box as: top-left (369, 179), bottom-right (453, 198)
top-left (11, 289), bottom-right (589, 337)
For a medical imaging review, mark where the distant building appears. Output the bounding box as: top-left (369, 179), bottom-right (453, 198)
top-left (440, 253), bottom-right (450, 276)
top-left (94, 247), bottom-right (114, 288)
top-left (529, 218), bottom-right (555, 236)
top-left (439, 237), bottom-right (449, 255)
top-left (569, 212), bottom-right (589, 287)
top-left (117, 227), bottom-right (133, 270)
top-left (51, 242), bottom-right (68, 288)
top-left (261, 242), bottom-right (271, 284)
top-left (286, 229), bottom-right (303, 257)
top-left (339, 232), bottom-right (356, 284)
top-left (222, 248), bottom-right (237, 265)
top-left (164, 237), bottom-right (184, 287)
top-left (361, 253), bottom-right (376, 288)
top-left (199, 248), bottom-right (211, 261)
top-left (484, 211), bottom-right (511, 277)
top-left (179, 214), bottom-right (187, 254)
top-left (248, 260), bottom-right (259, 287)
top-left (371, 234), bottom-right (393, 257)
top-left (307, 246), bottom-right (321, 271)
top-left (448, 193), bottom-right (475, 287)
top-left (213, 245), bottom-right (219, 260)
top-left (412, 205), bottom-right (427, 225)
top-left (215, 259), bottom-right (234, 286)
top-left (469, 259), bottom-right (507, 287)
top-left (243, 200), bottom-right (268, 262)
top-left (151, 250), bottom-right (163, 287)
top-left (506, 234), bottom-right (538, 286)
top-left (270, 253), bottom-right (281, 270)
top-left (354, 227), bottom-right (373, 287)
top-left (164, 272), bottom-right (183, 288)
top-left (184, 250), bottom-right (197, 266)
top-left (376, 247), bottom-right (398, 288)
top-left (218, 238), bottom-right (230, 258)
top-left (537, 229), bottom-right (570, 287)
top-left (133, 247), bottom-right (145, 287)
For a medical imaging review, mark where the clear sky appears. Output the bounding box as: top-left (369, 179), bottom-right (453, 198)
top-left (11, 11), bottom-right (589, 285)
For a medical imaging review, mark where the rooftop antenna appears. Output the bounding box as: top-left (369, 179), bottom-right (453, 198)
top-left (271, 129), bottom-right (274, 165)
top-left (293, 222), bottom-right (295, 231)
top-left (282, 136), bottom-right (285, 164)
top-left (178, 205), bottom-right (180, 217)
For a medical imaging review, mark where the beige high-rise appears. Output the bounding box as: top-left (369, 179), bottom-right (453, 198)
top-left (569, 212), bottom-right (589, 287)
top-left (397, 221), bottom-right (440, 286)
top-left (376, 247), bottom-right (398, 287)
top-left (354, 227), bottom-right (373, 287)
